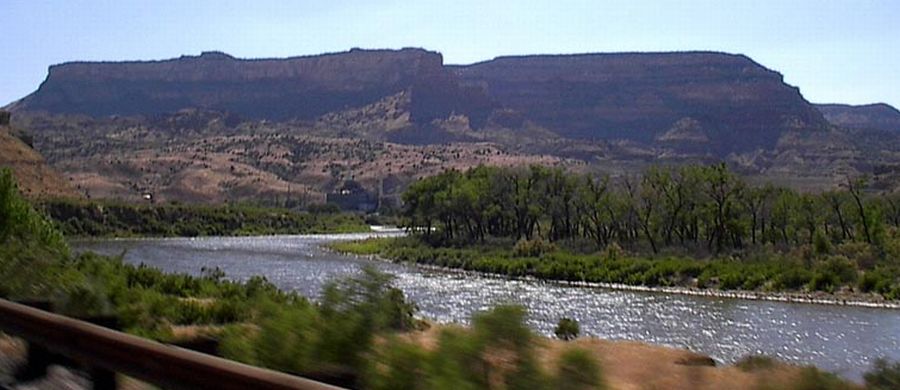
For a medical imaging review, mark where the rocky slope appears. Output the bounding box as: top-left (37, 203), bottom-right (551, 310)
top-left (0, 111), bottom-right (78, 199)
top-left (816, 103), bottom-right (900, 132)
top-left (453, 52), bottom-right (829, 153)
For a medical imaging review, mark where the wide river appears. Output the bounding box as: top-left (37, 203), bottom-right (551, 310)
top-left (72, 231), bottom-right (899, 380)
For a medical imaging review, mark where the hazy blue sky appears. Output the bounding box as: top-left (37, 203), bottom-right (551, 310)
top-left (3, 0), bottom-right (899, 107)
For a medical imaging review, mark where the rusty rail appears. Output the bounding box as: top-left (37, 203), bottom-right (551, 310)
top-left (0, 299), bottom-right (343, 390)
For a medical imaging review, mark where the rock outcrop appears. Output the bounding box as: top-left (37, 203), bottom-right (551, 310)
top-left (816, 103), bottom-right (900, 132)
top-left (15, 49), bottom-right (835, 155)
top-left (15, 48), bottom-right (495, 125)
top-left (453, 52), bottom-right (828, 153)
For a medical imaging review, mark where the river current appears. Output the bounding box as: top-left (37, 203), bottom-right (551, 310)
top-left (72, 231), bottom-right (900, 380)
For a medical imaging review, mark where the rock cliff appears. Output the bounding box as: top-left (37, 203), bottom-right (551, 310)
top-left (453, 52), bottom-right (828, 153)
top-left (15, 48), bottom-right (494, 125)
top-left (14, 49), bottom-right (835, 155)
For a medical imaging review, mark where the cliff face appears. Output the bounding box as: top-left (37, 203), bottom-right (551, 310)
top-left (453, 52), bottom-right (828, 152)
top-left (16, 48), bottom-right (495, 124)
top-left (15, 49), bottom-right (833, 155)
top-left (816, 103), bottom-right (900, 132)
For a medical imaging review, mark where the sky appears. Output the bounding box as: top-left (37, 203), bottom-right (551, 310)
top-left (2, 0), bottom-right (899, 108)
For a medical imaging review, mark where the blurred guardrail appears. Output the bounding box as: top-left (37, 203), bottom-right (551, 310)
top-left (0, 299), bottom-right (343, 390)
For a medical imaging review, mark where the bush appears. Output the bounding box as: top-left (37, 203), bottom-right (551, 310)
top-left (793, 367), bottom-right (853, 390)
top-left (514, 238), bottom-right (557, 257)
top-left (555, 348), bottom-right (605, 390)
top-left (428, 328), bottom-right (486, 390)
top-left (864, 358), bottom-right (900, 390)
top-left (368, 337), bottom-right (429, 390)
top-left (473, 305), bottom-right (533, 350)
top-left (734, 355), bottom-right (777, 372)
top-left (554, 317), bottom-right (580, 341)
top-left (471, 305), bottom-right (548, 389)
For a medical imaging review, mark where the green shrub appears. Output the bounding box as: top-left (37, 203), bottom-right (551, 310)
top-left (793, 367), bottom-right (853, 390)
top-left (514, 238), bottom-right (557, 257)
top-left (428, 328), bottom-right (485, 390)
top-left (555, 347), bottom-right (605, 390)
top-left (864, 358), bottom-right (900, 390)
top-left (735, 355), bottom-right (777, 372)
top-left (554, 317), bottom-right (580, 341)
top-left (367, 337), bottom-right (429, 390)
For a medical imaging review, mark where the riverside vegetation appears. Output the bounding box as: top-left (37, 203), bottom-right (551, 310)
top-left (0, 168), bottom-right (612, 388)
top-left (38, 199), bottom-right (370, 237)
top-left (2, 168), bottom-right (899, 389)
top-left (332, 164), bottom-right (900, 301)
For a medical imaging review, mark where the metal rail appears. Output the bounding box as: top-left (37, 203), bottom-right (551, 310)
top-left (0, 299), bottom-right (343, 390)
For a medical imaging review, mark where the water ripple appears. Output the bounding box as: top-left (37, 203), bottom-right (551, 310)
top-left (73, 233), bottom-right (900, 380)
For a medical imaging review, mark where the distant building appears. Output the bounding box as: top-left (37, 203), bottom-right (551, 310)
top-left (326, 181), bottom-right (378, 212)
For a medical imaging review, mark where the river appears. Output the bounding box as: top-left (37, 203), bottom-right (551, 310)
top-left (71, 232), bottom-right (900, 380)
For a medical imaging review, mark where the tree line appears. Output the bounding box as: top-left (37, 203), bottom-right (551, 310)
top-left (402, 164), bottom-right (900, 256)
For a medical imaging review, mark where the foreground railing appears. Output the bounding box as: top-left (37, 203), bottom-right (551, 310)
top-left (0, 299), bottom-right (343, 390)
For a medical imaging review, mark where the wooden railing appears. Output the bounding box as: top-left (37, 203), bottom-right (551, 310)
top-left (0, 299), bottom-right (343, 390)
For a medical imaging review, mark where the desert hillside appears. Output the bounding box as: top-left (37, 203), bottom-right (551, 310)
top-left (0, 111), bottom-right (78, 199)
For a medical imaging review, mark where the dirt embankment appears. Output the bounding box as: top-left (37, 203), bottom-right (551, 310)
top-left (400, 324), bottom-right (830, 390)
top-left (0, 113), bottom-right (79, 199)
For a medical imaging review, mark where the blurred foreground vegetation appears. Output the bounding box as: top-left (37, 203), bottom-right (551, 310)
top-left (39, 199), bottom-right (370, 237)
top-left (0, 168), bottom-right (610, 388)
top-left (2, 168), bottom-right (898, 389)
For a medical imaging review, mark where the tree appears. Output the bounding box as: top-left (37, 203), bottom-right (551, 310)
top-left (845, 177), bottom-right (873, 244)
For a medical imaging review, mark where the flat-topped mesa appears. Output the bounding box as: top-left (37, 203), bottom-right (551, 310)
top-left (19, 48), bottom-right (493, 124)
top-left (453, 51), bottom-right (829, 152)
top-left (16, 49), bottom-right (834, 154)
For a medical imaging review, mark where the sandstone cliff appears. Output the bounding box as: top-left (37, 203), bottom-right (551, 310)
top-left (453, 52), bottom-right (829, 153)
top-left (14, 49), bottom-right (835, 155)
top-left (15, 48), bottom-right (495, 125)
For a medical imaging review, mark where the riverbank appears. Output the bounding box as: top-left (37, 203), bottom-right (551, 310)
top-left (328, 237), bottom-right (900, 309)
top-left (0, 322), bottom-right (852, 390)
top-left (392, 324), bottom-right (844, 390)
top-left (40, 199), bottom-right (371, 237)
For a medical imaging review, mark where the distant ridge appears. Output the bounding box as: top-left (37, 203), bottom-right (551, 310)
top-left (14, 48), bottom-right (831, 154)
top-left (816, 103), bottom-right (900, 132)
